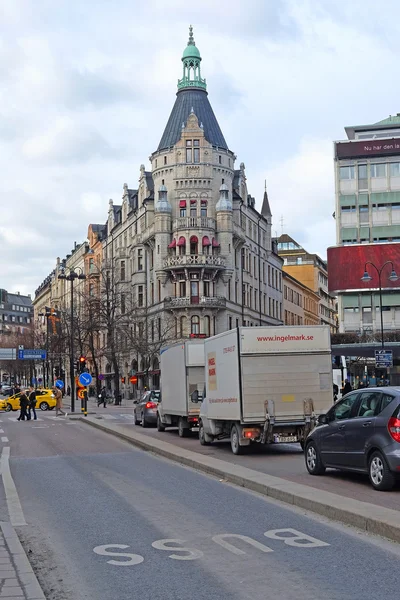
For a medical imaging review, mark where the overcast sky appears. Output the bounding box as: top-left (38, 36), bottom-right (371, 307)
top-left (2, 0), bottom-right (400, 297)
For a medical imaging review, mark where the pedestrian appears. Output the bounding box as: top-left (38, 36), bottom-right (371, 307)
top-left (17, 391), bottom-right (29, 421)
top-left (98, 387), bottom-right (107, 408)
top-left (67, 385), bottom-right (71, 396)
top-left (53, 386), bottom-right (65, 416)
top-left (343, 379), bottom-right (352, 395)
top-left (333, 383), bottom-right (339, 402)
top-left (28, 385), bottom-right (37, 421)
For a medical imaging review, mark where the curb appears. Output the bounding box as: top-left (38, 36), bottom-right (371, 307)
top-left (1, 522), bottom-right (46, 599)
top-left (81, 417), bottom-right (400, 545)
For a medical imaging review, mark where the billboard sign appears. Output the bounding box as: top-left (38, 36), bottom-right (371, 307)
top-left (327, 244), bottom-right (400, 293)
top-left (336, 139), bottom-right (400, 160)
top-left (240, 326), bottom-right (331, 354)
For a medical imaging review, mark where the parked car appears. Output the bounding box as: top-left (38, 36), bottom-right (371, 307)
top-left (305, 387), bottom-right (400, 491)
top-left (134, 390), bottom-right (161, 427)
top-left (0, 389), bottom-right (56, 412)
top-left (0, 385), bottom-right (13, 396)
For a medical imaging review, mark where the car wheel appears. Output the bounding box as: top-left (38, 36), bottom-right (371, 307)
top-left (305, 441), bottom-right (325, 475)
top-left (5, 404), bottom-right (12, 412)
top-left (141, 413), bottom-right (148, 428)
top-left (231, 425), bottom-right (245, 455)
top-left (39, 402), bottom-right (49, 411)
top-left (199, 421), bottom-right (211, 446)
top-left (368, 451), bottom-right (395, 491)
top-left (157, 415), bottom-right (165, 432)
top-left (178, 417), bottom-right (188, 438)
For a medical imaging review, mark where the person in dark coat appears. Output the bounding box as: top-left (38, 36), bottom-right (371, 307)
top-left (343, 380), bottom-right (352, 395)
top-left (17, 392), bottom-right (29, 421)
top-left (98, 387), bottom-right (107, 408)
top-left (28, 386), bottom-right (37, 421)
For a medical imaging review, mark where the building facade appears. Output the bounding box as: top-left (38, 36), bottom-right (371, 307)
top-left (0, 289), bottom-right (33, 336)
top-left (277, 234), bottom-right (337, 331)
top-left (329, 115), bottom-right (400, 333)
top-left (282, 272), bottom-right (320, 326)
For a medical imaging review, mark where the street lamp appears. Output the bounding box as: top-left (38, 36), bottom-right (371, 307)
top-left (58, 266), bottom-right (86, 412)
top-left (38, 306), bottom-right (52, 387)
top-left (361, 261), bottom-right (398, 349)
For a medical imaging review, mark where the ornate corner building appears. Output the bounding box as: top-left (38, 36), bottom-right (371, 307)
top-left (102, 27), bottom-right (284, 390)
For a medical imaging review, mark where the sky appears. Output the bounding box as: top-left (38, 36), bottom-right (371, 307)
top-left (2, 0), bottom-right (400, 297)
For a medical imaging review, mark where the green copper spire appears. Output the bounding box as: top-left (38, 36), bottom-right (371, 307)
top-left (178, 25), bottom-right (207, 91)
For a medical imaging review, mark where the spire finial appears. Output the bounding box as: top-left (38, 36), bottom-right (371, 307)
top-left (264, 179), bottom-right (267, 191)
top-left (188, 24), bottom-right (194, 45)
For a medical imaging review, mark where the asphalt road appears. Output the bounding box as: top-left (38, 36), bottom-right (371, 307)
top-left (91, 404), bottom-right (400, 511)
top-left (1, 411), bottom-right (400, 600)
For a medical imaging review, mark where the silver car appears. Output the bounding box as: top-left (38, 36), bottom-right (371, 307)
top-left (134, 390), bottom-right (161, 427)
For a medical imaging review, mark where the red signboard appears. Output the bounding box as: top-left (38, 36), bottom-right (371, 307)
top-left (327, 244), bottom-right (400, 293)
top-left (336, 139), bottom-right (400, 160)
top-left (130, 376), bottom-right (138, 384)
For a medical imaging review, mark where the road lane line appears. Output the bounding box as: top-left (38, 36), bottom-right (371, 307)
top-left (1, 436), bottom-right (9, 442)
top-left (0, 446), bottom-right (26, 526)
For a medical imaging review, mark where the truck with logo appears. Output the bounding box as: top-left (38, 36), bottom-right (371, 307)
top-left (194, 326), bottom-right (333, 454)
top-left (157, 340), bottom-right (205, 437)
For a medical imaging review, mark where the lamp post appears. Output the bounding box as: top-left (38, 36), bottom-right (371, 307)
top-left (58, 266), bottom-right (86, 412)
top-left (361, 261), bottom-right (398, 349)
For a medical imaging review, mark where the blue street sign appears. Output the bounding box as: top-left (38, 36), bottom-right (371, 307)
top-left (55, 380), bottom-right (64, 389)
top-left (32, 377), bottom-right (37, 385)
top-left (375, 350), bottom-right (393, 368)
top-left (18, 349), bottom-right (46, 360)
top-left (79, 372), bottom-right (92, 387)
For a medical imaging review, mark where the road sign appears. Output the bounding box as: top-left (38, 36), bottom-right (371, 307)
top-left (79, 372), bottom-right (93, 387)
top-left (0, 348), bottom-right (16, 360)
top-left (375, 349), bottom-right (393, 368)
top-left (18, 349), bottom-right (46, 360)
top-left (130, 375), bottom-right (138, 384)
top-left (77, 389), bottom-right (86, 399)
top-left (55, 380), bottom-right (64, 389)
top-left (18, 345), bottom-right (24, 351)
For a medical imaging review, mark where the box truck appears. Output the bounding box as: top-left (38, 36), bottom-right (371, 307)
top-left (195, 326), bottom-right (333, 454)
top-left (157, 340), bottom-right (205, 437)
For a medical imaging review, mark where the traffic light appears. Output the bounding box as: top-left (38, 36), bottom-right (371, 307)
top-left (78, 356), bottom-right (86, 373)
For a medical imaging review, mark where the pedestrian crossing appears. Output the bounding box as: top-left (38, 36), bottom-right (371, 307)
top-left (0, 413), bottom-right (135, 423)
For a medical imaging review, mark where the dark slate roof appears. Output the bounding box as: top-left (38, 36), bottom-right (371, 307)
top-left (127, 189), bottom-right (138, 213)
top-left (261, 190), bottom-right (272, 217)
top-left (158, 88), bottom-right (228, 151)
top-left (145, 172), bottom-right (154, 192)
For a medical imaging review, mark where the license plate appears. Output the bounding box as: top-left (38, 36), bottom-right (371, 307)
top-left (274, 435), bottom-right (298, 443)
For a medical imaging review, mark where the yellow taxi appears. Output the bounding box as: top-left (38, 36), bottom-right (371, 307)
top-left (0, 389), bottom-right (57, 412)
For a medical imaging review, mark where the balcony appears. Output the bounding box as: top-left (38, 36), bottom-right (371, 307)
top-left (173, 217), bottom-right (216, 231)
top-left (163, 254), bottom-right (225, 269)
top-left (165, 296), bottom-right (226, 309)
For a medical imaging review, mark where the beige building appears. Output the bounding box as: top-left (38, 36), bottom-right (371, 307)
top-left (283, 272), bottom-right (320, 326)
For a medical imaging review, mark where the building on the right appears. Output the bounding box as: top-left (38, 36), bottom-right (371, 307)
top-left (329, 115), bottom-right (400, 334)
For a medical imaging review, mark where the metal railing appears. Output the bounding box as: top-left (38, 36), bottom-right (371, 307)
top-left (163, 254), bottom-right (225, 268)
top-left (164, 296), bottom-right (226, 308)
top-left (173, 217), bottom-right (216, 230)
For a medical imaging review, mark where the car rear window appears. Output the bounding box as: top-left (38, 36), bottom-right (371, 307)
top-left (380, 393), bottom-right (396, 413)
top-left (151, 391), bottom-right (161, 401)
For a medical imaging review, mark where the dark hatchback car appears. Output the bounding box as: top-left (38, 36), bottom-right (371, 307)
top-left (305, 387), bottom-right (400, 491)
top-left (134, 390), bottom-right (161, 427)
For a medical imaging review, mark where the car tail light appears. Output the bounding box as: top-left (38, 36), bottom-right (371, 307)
top-left (388, 417), bottom-right (400, 443)
top-left (146, 402), bottom-right (157, 409)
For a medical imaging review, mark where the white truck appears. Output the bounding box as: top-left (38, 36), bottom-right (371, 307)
top-left (157, 340), bottom-right (205, 437)
top-left (195, 325), bottom-right (333, 454)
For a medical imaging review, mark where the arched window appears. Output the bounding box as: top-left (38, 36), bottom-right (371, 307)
top-left (190, 235), bottom-right (198, 255)
top-left (191, 315), bottom-right (200, 335)
top-left (177, 236), bottom-right (186, 256)
top-left (190, 199), bottom-right (197, 218)
top-left (204, 316), bottom-right (210, 337)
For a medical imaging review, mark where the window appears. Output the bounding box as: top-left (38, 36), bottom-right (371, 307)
top-left (138, 285), bottom-right (144, 307)
top-left (158, 280), bottom-right (161, 302)
top-left (331, 393), bottom-right (359, 420)
top-left (229, 316), bottom-right (232, 330)
top-left (356, 391), bottom-right (382, 417)
top-left (341, 205), bottom-right (356, 212)
top-left (380, 393), bottom-right (395, 412)
top-left (179, 281), bottom-right (186, 297)
top-left (191, 315), bottom-right (200, 335)
top-left (151, 283), bottom-right (154, 304)
top-left (390, 163), bottom-right (400, 176)
top-left (339, 166), bottom-right (355, 180)
top-left (358, 164), bottom-right (367, 179)
top-left (164, 156), bottom-right (167, 165)
top-left (120, 260), bottom-right (126, 281)
top-left (218, 155), bottom-right (222, 164)
top-left (137, 249), bottom-right (143, 271)
top-left (371, 163), bottom-right (386, 178)
top-left (201, 205), bottom-right (207, 218)
top-left (204, 281), bottom-right (210, 297)
top-left (186, 140), bottom-right (192, 163)
top-left (151, 321), bottom-right (155, 341)
top-left (121, 293), bottom-right (126, 315)
top-left (193, 140), bottom-right (200, 163)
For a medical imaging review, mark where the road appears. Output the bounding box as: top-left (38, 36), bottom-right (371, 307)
top-left (1, 409), bottom-right (400, 600)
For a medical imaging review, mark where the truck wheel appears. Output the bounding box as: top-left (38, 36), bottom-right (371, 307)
top-left (178, 417), bottom-right (188, 438)
top-left (231, 425), bottom-right (244, 455)
top-left (157, 415), bottom-right (165, 432)
top-left (199, 421), bottom-right (211, 446)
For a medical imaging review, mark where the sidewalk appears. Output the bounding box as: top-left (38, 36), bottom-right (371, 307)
top-left (81, 416), bottom-right (400, 545)
top-left (0, 523), bottom-right (45, 600)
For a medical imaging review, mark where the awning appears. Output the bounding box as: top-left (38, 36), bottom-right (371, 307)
top-left (201, 199), bottom-right (208, 206)
top-left (179, 200), bottom-right (186, 208)
top-left (190, 199), bottom-right (197, 205)
top-left (212, 238), bottom-right (220, 247)
top-left (177, 236), bottom-right (186, 246)
top-left (190, 235), bottom-right (198, 243)
top-left (168, 239), bottom-right (177, 248)
top-left (202, 236), bottom-right (211, 246)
